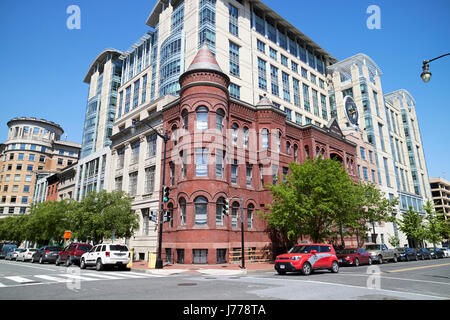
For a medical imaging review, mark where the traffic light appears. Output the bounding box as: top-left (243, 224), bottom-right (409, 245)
top-left (163, 186), bottom-right (170, 202)
top-left (222, 198), bottom-right (229, 216)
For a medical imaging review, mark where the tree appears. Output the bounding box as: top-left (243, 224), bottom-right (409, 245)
top-left (397, 207), bottom-right (426, 247)
top-left (26, 199), bottom-right (76, 246)
top-left (69, 190), bottom-right (138, 243)
top-left (423, 200), bottom-right (449, 248)
top-left (263, 158), bottom-right (359, 243)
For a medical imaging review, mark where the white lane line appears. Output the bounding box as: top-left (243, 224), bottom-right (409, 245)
top-left (103, 272), bottom-right (145, 278)
top-left (34, 275), bottom-right (71, 283)
top-left (56, 274), bottom-right (100, 281)
top-left (82, 273), bottom-right (124, 280)
top-left (0, 282), bottom-right (5, 287)
top-left (4, 276), bottom-right (36, 283)
top-left (336, 272), bottom-right (450, 286)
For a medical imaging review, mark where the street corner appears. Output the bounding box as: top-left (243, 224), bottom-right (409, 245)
top-left (197, 269), bottom-right (248, 276)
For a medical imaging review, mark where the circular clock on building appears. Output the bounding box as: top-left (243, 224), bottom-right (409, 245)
top-left (344, 96), bottom-right (359, 125)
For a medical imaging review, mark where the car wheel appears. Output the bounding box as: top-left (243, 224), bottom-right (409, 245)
top-left (39, 256), bottom-right (44, 264)
top-left (80, 258), bottom-right (86, 270)
top-left (368, 257), bottom-right (372, 265)
top-left (378, 255), bottom-right (383, 264)
top-left (331, 261), bottom-right (339, 273)
top-left (406, 255), bottom-right (409, 262)
top-left (301, 262), bottom-right (312, 276)
top-left (415, 255), bottom-right (418, 261)
top-left (65, 257), bottom-right (72, 267)
top-left (96, 259), bottom-right (104, 271)
top-left (393, 255), bottom-right (398, 263)
top-left (354, 258), bottom-right (360, 267)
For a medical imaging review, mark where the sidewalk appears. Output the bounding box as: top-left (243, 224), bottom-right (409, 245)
top-left (130, 260), bottom-right (275, 276)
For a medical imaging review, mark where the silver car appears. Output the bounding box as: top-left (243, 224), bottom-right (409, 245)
top-left (5, 248), bottom-right (25, 260)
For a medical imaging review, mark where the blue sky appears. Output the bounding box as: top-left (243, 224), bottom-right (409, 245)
top-left (0, 0), bottom-right (449, 178)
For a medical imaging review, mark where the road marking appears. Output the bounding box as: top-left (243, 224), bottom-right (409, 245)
top-left (4, 276), bottom-right (36, 283)
top-left (336, 272), bottom-right (450, 286)
top-left (105, 272), bottom-right (148, 278)
top-left (382, 263), bottom-right (450, 273)
top-left (0, 260), bottom-right (57, 272)
top-left (34, 275), bottom-right (71, 283)
top-left (82, 273), bottom-right (124, 280)
top-left (57, 274), bottom-right (100, 281)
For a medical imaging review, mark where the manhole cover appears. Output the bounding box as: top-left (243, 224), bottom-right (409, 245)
top-left (178, 283), bottom-right (197, 286)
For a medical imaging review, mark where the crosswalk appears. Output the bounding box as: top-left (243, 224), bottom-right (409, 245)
top-left (0, 271), bottom-right (166, 288)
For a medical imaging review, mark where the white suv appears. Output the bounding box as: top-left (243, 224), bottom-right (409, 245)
top-left (80, 244), bottom-right (130, 271)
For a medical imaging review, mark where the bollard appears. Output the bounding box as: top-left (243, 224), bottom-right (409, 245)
top-left (148, 253), bottom-right (157, 269)
top-left (127, 250), bottom-right (133, 268)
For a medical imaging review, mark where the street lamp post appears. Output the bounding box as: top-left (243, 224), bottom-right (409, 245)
top-left (131, 119), bottom-right (169, 269)
top-left (420, 53), bottom-right (450, 83)
top-left (229, 196), bottom-right (245, 269)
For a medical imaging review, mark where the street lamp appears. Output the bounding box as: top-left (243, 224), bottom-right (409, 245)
top-left (229, 196), bottom-right (245, 269)
top-left (420, 53), bottom-right (450, 83)
top-left (130, 118), bottom-right (170, 269)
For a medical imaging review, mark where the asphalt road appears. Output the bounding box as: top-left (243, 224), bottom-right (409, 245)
top-left (0, 257), bottom-right (449, 301)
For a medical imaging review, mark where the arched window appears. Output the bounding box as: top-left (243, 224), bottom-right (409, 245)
top-left (196, 106), bottom-right (209, 130)
top-left (305, 145), bottom-right (310, 159)
top-left (261, 129), bottom-right (269, 150)
top-left (243, 127), bottom-right (249, 149)
top-left (171, 124), bottom-right (178, 145)
top-left (216, 197), bottom-right (225, 226)
top-left (167, 203), bottom-right (174, 228)
top-left (293, 144), bottom-right (298, 162)
top-left (216, 109), bottom-right (225, 132)
top-left (276, 131), bottom-right (281, 153)
top-left (286, 141), bottom-right (291, 155)
top-left (179, 197), bottom-right (186, 226)
top-left (181, 109), bottom-right (189, 130)
top-left (316, 146), bottom-right (321, 158)
top-left (231, 201), bottom-right (239, 228)
top-left (232, 123), bottom-right (238, 145)
top-left (194, 196), bottom-right (208, 225)
top-left (247, 203), bottom-right (255, 229)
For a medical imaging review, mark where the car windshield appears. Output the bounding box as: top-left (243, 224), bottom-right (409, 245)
top-left (289, 245), bottom-right (311, 253)
top-left (48, 247), bottom-right (61, 251)
top-left (110, 245), bottom-right (129, 252)
top-left (397, 248), bottom-right (406, 252)
top-left (365, 245), bottom-right (381, 250)
top-left (29, 249), bottom-right (37, 252)
top-left (340, 249), bottom-right (357, 254)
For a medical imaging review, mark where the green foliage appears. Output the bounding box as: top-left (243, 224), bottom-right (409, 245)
top-left (396, 206), bottom-right (427, 245)
top-left (263, 158), bottom-right (397, 244)
top-left (423, 200), bottom-right (449, 247)
top-left (0, 190), bottom-right (138, 245)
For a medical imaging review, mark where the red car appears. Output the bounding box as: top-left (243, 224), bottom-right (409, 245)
top-left (275, 244), bottom-right (339, 275)
top-left (56, 243), bottom-right (93, 267)
top-left (337, 248), bottom-right (372, 266)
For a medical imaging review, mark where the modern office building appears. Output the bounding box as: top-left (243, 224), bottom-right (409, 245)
top-left (430, 177), bottom-right (450, 218)
top-left (0, 117), bottom-right (80, 216)
top-left (328, 55), bottom-right (432, 246)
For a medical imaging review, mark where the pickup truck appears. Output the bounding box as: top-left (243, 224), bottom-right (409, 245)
top-left (364, 244), bottom-right (399, 264)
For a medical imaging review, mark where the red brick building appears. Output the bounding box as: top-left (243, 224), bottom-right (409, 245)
top-left (159, 44), bottom-right (358, 264)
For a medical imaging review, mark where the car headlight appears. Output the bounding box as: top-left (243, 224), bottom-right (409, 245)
top-left (345, 256), bottom-right (352, 260)
top-left (291, 256), bottom-right (302, 261)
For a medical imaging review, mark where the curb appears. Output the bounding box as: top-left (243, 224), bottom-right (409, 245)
top-left (131, 267), bottom-right (274, 275)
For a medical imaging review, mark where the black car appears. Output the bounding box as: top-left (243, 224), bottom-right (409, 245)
top-left (397, 247), bottom-right (418, 262)
top-left (414, 248), bottom-right (432, 260)
top-left (429, 248), bottom-right (445, 259)
top-left (31, 246), bottom-right (62, 264)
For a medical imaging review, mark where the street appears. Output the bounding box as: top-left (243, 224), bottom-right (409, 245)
top-left (0, 258), bottom-right (449, 300)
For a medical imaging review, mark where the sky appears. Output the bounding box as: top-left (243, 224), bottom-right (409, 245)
top-left (0, 0), bottom-right (449, 178)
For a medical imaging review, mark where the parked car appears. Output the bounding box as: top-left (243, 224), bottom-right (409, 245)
top-left (336, 248), bottom-right (372, 266)
top-left (397, 247), bottom-right (418, 262)
top-left (16, 248), bottom-right (38, 262)
top-left (31, 246), bottom-right (62, 264)
top-left (80, 244), bottom-right (131, 271)
top-left (274, 243), bottom-right (339, 275)
top-left (5, 248), bottom-right (26, 261)
top-left (0, 244), bottom-right (18, 259)
top-left (442, 248), bottom-right (450, 258)
top-left (364, 243), bottom-right (399, 264)
top-left (56, 243), bottom-right (93, 267)
top-left (429, 248), bottom-right (445, 259)
top-left (414, 248), bottom-right (432, 260)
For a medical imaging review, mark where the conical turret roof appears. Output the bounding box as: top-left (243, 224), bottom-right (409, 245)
top-left (186, 43), bottom-right (224, 73)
